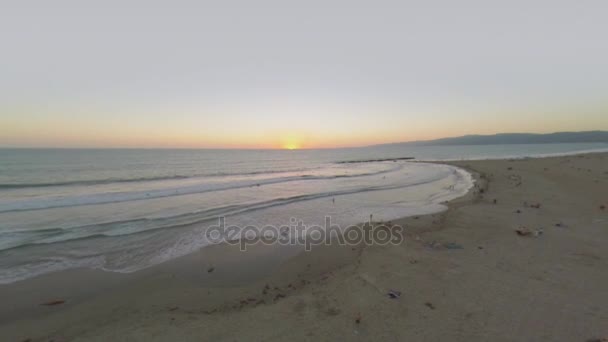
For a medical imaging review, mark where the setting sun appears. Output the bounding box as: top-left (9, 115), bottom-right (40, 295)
top-left (280, 134), bottom-right (303, 150)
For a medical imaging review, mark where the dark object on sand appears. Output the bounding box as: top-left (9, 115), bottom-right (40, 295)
top-left (207, 267), bottom-right (215, 273)
top-left (387, 289), bottom-right (401, 299)
top-left (600, 205), bottom-right (606, 210)
top-left (355, 312), bottom-right (362, 324)
top-left (515, 209), bottom-right (522, 213)
top-left (493, 199), bottom-right (497, 204)
top-left (40, 300), bottom-right (66, 306)
top-left (515, 227), bottom-right (532, 236)
top-left (530, 203), bottom-right (541, 209)
top-left (424, 302), bottom-right (436, 310)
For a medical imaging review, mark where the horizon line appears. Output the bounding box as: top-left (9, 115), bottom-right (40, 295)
top-left (2, 130), bottom-right (607, 150)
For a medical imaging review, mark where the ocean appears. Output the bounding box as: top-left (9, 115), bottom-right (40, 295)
top-left (1, 143), bottom-right (607, 284)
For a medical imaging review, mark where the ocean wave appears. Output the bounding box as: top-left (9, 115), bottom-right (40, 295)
top-left (0, 164), bottom-right (403, 213)
top-left (0, 167), bottom-right (322, 189)
top-left (336, 157), bottom-right (415, 163)
top-left (0, 173), bottom-right (441, 251)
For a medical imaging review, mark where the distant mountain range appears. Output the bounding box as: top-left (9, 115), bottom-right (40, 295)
top-left (378, 131), bottom-right (608, 147)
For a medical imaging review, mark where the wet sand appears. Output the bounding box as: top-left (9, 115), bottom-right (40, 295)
top-left (1, 153), bottom-right (607, 341)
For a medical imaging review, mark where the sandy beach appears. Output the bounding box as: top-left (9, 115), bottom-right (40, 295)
top-left (1, 152), bottom-right (607, 342)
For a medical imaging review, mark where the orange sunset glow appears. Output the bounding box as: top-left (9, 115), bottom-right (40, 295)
top-left (2, 104), bottom-right (607, 149)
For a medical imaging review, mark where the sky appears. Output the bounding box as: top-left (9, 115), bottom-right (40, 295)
top-left (1, 0), bottom-right (607, 149)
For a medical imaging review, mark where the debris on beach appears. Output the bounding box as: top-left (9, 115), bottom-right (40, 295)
top-left (387, 289), bottom-right (401, 299)
top-left (529, 203), bottom-right (541, 209)
top-left (443, 242), bottom-right (464, 250)
top-left (355, 312), bottom-right (362, 324)
top-left (168, 306), bottom-right (179, 311)
top-left (515, 227), bottom-right (543, 237)
top-left (40, 300), bottom-right (66, 306)
top-left (424, 302), bottom-right (436, 310)
top-left (493, 199), bottom-right (497, 204)
top-left (207, 267), bottom-right (215, 273)
top-left (600, 204), bottom-right (606, 210)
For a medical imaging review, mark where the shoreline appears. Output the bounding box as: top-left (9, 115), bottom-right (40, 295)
top-left (1, 152), bottom-right (607, 341)
top-left (0, 161), bottom-right (473, 286)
